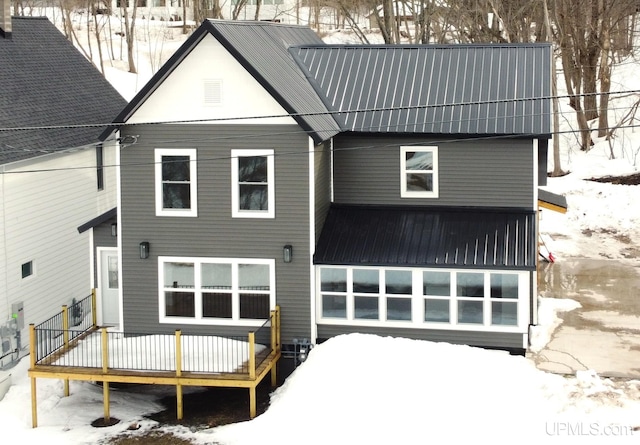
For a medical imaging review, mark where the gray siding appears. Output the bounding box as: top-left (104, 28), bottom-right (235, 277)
top-left (333, 135), bottom-right (534, 208)
top-left (314, 141), bottom-right (332, 243)
top-left (120, 124), bottom-right (313, 341)
top-left (317, 325), bottom-right (525, 350)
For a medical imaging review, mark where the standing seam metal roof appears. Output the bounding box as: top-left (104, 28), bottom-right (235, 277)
top-left (314, 204), bottom-right (537, 269)
top-left (290, 44), bottom-right (552, 136)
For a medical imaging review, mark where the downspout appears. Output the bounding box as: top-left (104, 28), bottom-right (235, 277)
top-left (308, 136), bottom-right (317, 344)
top-left (1, 165), bottom-right (8, 318)
top-left (115, 130), bottom-right (125, 330)
top-left (530, 139), bottom-right (540, 349)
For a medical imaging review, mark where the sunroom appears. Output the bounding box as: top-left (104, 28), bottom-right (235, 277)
top-left (313, 204), bottom-right (537, 348)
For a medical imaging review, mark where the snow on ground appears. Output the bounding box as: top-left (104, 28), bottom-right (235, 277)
top-left (1, 15), bottom-right (639, 445)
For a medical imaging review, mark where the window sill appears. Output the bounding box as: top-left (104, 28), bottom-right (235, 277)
top-left (159, 316), bottom-right (268, 327)
top-left (317, 318), bottom-right (525, 333)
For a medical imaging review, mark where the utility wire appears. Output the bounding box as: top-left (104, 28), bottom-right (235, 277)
top-left (3, 122), bottom-right (640, 175)
top-left (0, 88), bottom-right (639, 132)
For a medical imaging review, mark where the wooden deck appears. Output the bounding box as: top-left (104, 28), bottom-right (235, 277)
top-left (27, 303), bottom-right (281, 428)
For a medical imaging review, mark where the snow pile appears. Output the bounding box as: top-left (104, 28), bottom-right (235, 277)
top-left (529, 297), bottom-right (582, 353)
top-left (205, 333), bottom-right (639, 445)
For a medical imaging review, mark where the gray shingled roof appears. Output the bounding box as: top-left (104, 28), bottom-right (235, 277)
top-left (0, 17), bottom-right (127, 165)
top-left (290, 44), bottom-right (552, 136)
top-left (111, 20), bottom-right (342, 143)
top-left (314, 204), bottom-right (537, 270)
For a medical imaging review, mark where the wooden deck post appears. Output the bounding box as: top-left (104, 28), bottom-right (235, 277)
top-left (175, 330), bottom-right (183, 420)
top-left (249, 386), bottom-right (257, 419)
top-left (248, 332), bottom-right (256, 380)
top-left (103, 382), bottom-right (110, 422)
top-left (29, 324), bottom-right (37, 428)
top-left (101, 327), bottom-right (110, 422)
top-left (62, 305), bottom-right (70, 397)
top-left (91, 288), bottom-right (97, 328)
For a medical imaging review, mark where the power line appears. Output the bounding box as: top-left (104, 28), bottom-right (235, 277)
top-left (0, 88), bottom-right (639, 133)
top-left (3, 121), bottom-right (640, 176)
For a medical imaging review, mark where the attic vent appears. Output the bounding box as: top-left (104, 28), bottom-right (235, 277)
top-left (204, 79), bottom-right (222, 106)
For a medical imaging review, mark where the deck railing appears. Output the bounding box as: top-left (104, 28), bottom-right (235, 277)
top-left (31, 305), bottom-right (281, 378)
top-left (33, 292), bottom-right (96, 363)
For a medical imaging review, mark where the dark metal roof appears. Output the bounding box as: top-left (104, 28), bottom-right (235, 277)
top-left (538, 188), bottom-right (568, 211)
top-left (314, 205), bottom-right (536, 270)
top-left (0, 17), bottom-right (127, 165)
top-left (77, 207), bottom-right (117, 233)
top-left (108, 20), bottom-right (342, 143)
top-left (290, 44), bottom-right (552, 136)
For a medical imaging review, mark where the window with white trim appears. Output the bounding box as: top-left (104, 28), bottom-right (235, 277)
top-left (159, 257), bottom-right (275, 325)
top-left (319, 266), bottom-right (525, 329)
top-left (231, 149), bottom-right (274, 218)
top-left (21, 261), bottom-right (34, 279)
top-left (155, 149), bottom-right (198, 217)
top-left (401, 146), bottom-right (439, 198)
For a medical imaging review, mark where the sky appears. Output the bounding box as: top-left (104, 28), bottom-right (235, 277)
top-left (1, 18), bottom-right (640, 445)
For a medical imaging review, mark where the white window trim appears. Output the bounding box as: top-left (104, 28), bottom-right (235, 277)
top-left (231, 149), bottom-right (275, 219)
top-left (158, 256), bottom-right (276, 326)
top-left (400, 146), bottom-right (439, 198)
top-left (316, 266), bottom-right (529, 333)
top-left (154, 148), bottom-right (198, 217)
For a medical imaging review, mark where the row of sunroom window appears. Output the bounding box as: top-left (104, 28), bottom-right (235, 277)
top-left (318, 267), bottom-right (525, 327)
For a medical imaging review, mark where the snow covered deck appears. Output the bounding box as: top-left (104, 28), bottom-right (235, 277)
top-left (27, 297), bottom-right (281, 428)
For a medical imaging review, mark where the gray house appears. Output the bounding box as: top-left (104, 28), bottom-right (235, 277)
top-left (107, 20), bottom-right (551, 354)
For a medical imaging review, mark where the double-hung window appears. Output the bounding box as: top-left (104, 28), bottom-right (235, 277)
top-left (160, 257), bottom-right (275, 325)
top-left (155, 148), bottom-right (198, 217)
top-left (231, 149), bottom-right (274, 218)
top-left (401, 146), bottom-right (439, 198)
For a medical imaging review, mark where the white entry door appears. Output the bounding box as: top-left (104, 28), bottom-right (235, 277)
top-left (99, 248), bottom-right (120, 326)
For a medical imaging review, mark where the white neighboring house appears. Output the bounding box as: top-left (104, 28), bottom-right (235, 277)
top-left (0, 7), bottom-right (126, 366)
top-left (107, 0), bottom-right (317, 26)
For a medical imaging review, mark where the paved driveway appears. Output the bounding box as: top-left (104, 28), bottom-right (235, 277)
top-left (532, 259), bottom-right (640, 378)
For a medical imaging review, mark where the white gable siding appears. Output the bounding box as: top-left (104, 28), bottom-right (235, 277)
top-left (127, 34), bottom-right (296, 125)
top-left (0, 143), bottom-right (117, 342)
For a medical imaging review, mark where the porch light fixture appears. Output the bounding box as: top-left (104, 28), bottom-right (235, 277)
top-left (139, 242), bottom-right (150, 259)
top-left (111, 223), bottom-right (117, 237)
top-left (283, 244), bottom-right (293, 263)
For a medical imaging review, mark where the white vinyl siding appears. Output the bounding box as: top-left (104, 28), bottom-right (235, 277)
top-left (0, 142), bottom-right (117, 331)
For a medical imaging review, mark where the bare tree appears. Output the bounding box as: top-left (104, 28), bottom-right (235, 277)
top-left (120, 0), bottom-right (138, 74)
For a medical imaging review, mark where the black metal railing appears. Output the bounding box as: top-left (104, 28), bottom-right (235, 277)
top-left (31, 305), bottom-right (281, 378)
top-left (33, 293), bottom-right (95, 362)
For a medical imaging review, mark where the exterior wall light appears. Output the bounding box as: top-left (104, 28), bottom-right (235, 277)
top-left (111, 223), bottom-right (117, 237)
top-left (283, 244), bottom-right (293, 263)
top-left (139, 242), bottom-right (150, 259)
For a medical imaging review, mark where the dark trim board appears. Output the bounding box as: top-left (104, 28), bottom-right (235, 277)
top-left (77, 207), bottom-right (117, 233)
top-left (316, 325), bottom-right (526, 350)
